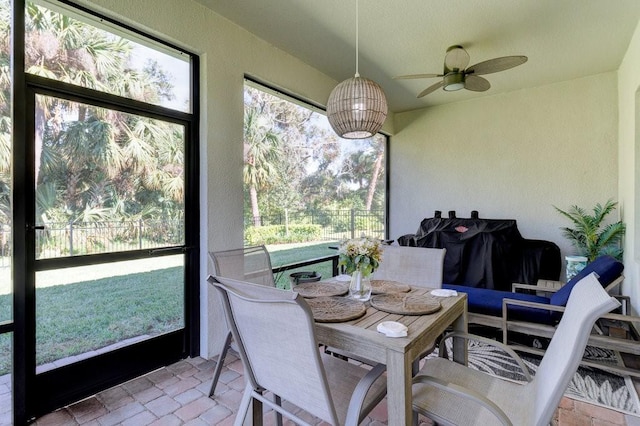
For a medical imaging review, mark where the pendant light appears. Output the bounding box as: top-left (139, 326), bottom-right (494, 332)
top-left (326, 0), bottom-right (387, 139)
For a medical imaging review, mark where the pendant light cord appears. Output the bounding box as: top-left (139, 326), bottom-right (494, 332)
top-left (355, 0), bottom-right (360, 78)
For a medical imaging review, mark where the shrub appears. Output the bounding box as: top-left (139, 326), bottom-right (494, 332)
top-left (245, 224), bottom-right (321, 245)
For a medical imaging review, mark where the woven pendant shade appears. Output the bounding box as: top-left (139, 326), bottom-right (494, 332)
top-left (327, 75), bottom-right (388, 139)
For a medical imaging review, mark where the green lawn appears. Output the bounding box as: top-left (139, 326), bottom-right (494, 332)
top-left (0, 266), bottom-right (183, 375)
top-left (268, 242), bottom-right (339, 288)
top-left (0, 241), bottom-right (340, 375)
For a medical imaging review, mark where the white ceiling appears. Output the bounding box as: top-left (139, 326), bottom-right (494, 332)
top-left (194, 0), bottom-right (640, 113)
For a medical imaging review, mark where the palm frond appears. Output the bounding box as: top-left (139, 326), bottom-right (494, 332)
top-left (592, 199), bottom-right (617, 224)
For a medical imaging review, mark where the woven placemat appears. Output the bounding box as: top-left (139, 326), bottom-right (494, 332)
top-left (370, 293), bottom-right (441, 315)
top-left (293, 282), bottom-right (348, 298)
top-left (305, 297), bottom-right (366, 323)
top-left (370, 279), bottom-right (411, 294)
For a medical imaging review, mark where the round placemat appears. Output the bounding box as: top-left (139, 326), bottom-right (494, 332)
top-left (305, 297), bottom-right (367, 323)
top-left (293, 282), bottom-right (348, 298)
top-left (370, 294), bottom-right (441, 315)
top-left (370, 279), bottom-right (411, 294)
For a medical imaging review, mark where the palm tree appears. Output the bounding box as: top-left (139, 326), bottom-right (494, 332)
top-left (24, 3), bottom-right (132, 185)
top-left (243, 107), bottom-right (281, 226)
top-left (22, 3), bottom-right (184, 227)
top-left (0, 0), bottom-right (189, 260)
top-left (364, 140), bottom-right (385, 211)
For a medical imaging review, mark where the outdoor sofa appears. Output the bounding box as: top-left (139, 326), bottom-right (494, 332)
top-left (445, 255), bottom-right (639, 378)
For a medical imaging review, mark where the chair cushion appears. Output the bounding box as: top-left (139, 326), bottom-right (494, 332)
top-left (549, 255), bottom-right (623, 307)
top-left (443, 284), bottom-right (553, 324)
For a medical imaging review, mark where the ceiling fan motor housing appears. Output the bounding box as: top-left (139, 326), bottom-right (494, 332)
top-left (443, 72), bottom-right (465, 91)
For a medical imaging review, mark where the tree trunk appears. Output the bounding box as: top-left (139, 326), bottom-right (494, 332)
top-left (34, 104), bottom-right (45, 185)
top-left (250, 185), bottom-right (261, 226)
top-left (365, 150), bottom-right (384, 211)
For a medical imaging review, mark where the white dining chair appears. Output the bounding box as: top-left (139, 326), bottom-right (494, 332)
top-left (209, 275), bottom-right (387, 426)
top-left (371, 245), bottom-right (446, 288)
top-left (411, 272), bottom-right (620, 426)
top-left (207, 245), bottom-right (275, 398)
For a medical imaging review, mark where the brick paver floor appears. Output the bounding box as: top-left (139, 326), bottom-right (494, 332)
top-left (3, 353), bottom-right (634, 425)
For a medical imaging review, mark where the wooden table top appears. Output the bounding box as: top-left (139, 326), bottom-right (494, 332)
top-left (313, 281), bottom-right (467, 364)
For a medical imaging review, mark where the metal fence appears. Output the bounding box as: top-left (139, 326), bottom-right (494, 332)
top-left (252, 209), bottom-right (386, 241)
top-left (32, 219), bottom-right (185, 259)
top-left (0, 219), bottom-right (185, 260)
top-left (0, 209), bottom-right (385, 264)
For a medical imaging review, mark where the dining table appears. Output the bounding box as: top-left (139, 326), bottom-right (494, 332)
top-left (298, 277), bottom-right (468, 426)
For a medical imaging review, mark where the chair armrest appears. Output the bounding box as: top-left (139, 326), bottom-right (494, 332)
top-left (599, 311), bottom-right (640, 324)
top-left (501, 299), bottom-right (567, 344)
top-left (605, 275), bottom-right (625, 295)
top-left (346, 363), bottom-right (387, 425)
top-left (412, 375), bottom-right (513, 426)
top-left (612, 295), bottom-right (631, 315)
top-left (512, 280), bottom-right (563, 295)
top-left (511, 283), bottom-right (541, 292)
top-left (439, 331), bottom-right (532, 381)
top-left (502, 299), bottom-right (635, 338)
top-left (502, 298), bottom-right (566, 313)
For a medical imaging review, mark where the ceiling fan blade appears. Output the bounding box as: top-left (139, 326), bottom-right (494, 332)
top-left (466, 55), bottom-right (528, 75)
top-left (464, 75), bottom-right (490, 92)
top-left (393, 73), bottom-right (441, 80)
top-left (444, 45), bottom-right (470, 71)
top-left (417, 80), bottom-right (445, 98)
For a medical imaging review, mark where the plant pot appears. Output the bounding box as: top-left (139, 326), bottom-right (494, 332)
top-left (289, 271), bottom-right (322, 286)
top-left (565, 255), bottom-right (588, 281)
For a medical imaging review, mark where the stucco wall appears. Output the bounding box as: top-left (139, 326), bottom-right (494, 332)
top-left (391, 73), bottom-right (619, 271)
top-left (618, 19), bottom-right (640, 313)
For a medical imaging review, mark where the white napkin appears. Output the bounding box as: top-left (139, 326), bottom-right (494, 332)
top-left (430, 289), bottom-right (458, 297)
top-left (376, 321), bottom-right (408, 337)
top-left (335, 274), bottom-right (351, 282)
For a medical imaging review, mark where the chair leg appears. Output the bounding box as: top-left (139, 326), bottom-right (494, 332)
top-left (208, 331), bottom-right (233, 397)
top-left (234, 383), bottom-right (254, 426)
top-left (274, 395), bottom-right (283, 426)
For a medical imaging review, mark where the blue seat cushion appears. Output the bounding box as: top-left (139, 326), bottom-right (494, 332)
top-left (549, 255), bottom-right (624, 307)
top-left (444, 284), bottom-right (554, 324)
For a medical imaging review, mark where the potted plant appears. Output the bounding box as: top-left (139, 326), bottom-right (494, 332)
top-left (554, 199), bottom-right (626, 264)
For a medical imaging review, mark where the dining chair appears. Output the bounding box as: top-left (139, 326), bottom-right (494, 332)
top-left (411, 272), bottom-right (620, 426)
top-left (207, 245), bottom-right (275, 398)
top-left (209, 275), bottom-right (388, 426)
top-left (371, 245), bottom-right (446, 288)
top-left (209, 244), bottom-right (275, 286)
top-left (369, 245), bottom-right (447, 367)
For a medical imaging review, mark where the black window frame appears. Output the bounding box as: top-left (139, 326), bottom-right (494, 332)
top-left (9, 0), bottom-right (201, 422)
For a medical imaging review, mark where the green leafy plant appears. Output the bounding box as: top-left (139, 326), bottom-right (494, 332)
top-left (554, 199), bottom-right (625, 262)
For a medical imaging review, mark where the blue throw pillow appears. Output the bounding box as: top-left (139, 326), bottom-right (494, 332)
top-left (549, 255), bottom-right (623, 306)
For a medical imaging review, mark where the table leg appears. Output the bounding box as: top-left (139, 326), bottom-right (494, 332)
top-left (452, 310), bottom-right (468, 365)
top-left (386, 349), bottom-right (412, 426)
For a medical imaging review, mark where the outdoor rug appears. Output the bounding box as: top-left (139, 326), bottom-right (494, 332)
top-left (428, 338), bottom-right (640, 416)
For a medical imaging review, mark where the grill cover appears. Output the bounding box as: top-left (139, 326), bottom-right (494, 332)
top-left (397, 216), bottom-right (561, 291)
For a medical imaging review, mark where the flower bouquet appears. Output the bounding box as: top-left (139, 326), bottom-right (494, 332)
top-left (338, 236), bottom-right (383, 301)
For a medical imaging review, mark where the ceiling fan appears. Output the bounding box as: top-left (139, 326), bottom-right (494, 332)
top-left (394, 45), bottom-right (528, 98)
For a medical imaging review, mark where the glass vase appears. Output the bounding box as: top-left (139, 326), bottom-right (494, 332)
top-left (349, 268), bottom-right (372, 301)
